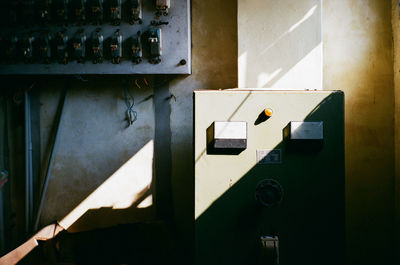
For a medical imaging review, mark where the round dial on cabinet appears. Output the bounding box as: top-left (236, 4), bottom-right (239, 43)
top-left (255, 179), bottom-right (283, 208)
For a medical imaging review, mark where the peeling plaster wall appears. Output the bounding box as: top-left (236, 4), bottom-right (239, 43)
top-left (324, 0), bottom-right (395, 264)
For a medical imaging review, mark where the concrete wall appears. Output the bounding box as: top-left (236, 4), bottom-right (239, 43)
top-left (37, 0), bottom-right (237, 255)
top-left (392, 0), bottom-right (400, 261)
top-left (5, 0), bottom-right (398, 263)
top-left (238, 0), bottom-right (322, 89)
top-left (239, 0), bottom-right (395, 264)
top-left (40, 78), bottom-right (157, 232)
top-left (324, 0), bottom-right (395, 264)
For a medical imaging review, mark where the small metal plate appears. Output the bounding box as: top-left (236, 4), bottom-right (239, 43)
top-left (257, 149), bottom-right (282, 164)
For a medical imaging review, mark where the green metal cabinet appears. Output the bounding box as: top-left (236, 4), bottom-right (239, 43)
top-left (194, 90), bottom-right (344, 265)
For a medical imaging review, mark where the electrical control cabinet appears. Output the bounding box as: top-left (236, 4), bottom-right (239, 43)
top-left (0, 0), bottom-right (190, 74)
top-left (194, 90), bottom-right (345, 265)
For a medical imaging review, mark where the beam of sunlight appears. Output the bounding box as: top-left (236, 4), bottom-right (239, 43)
top-left (238, 51), bottom-right (247, 88)
top-left (238, 1), bottom-right (321, 89)
top-left (195, 92), bottom-right (251, 163)
top-left (260, 43), bottom-right (322, 89)
top-left (288, 5), bottom-right (318, 32)
top-left (257, 69), bottom-right (282, 88)
top-left (59, 140), bottom-right (154, 230)
top-left (137, 194), bottom-right (153, 208)
top-left (259, 5), bottom-right (319, 55)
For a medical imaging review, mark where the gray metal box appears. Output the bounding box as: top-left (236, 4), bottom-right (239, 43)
top-left (194, 90), bottom-right (345, 265)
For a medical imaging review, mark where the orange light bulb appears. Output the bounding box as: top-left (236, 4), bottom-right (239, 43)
top-left (264, 108), bottom-right (273, 117)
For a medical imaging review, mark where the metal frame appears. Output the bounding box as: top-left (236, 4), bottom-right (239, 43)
top-left (34, 88), bottom-right (68, 231)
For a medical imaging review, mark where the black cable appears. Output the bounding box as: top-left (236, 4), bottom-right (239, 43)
top-left (124, 86), bottom-right (137, 126)
top-left (123, 76), bottom-right (172, 126)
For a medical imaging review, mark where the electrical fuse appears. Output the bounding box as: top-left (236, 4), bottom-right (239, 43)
top-left (20, 34), bottom-right (35, 63)
top-left (156, 0), bottom-right (170, 16)
top-left (0, 37), bottom-right (7, 63)
top-left (90, 28), bottom-right (103, 63)
top-left (148, 27), bottom-right (162, 64)
top-left (53, 0), bottom-right (69, 24)
top-left (20, 0), bottom-right (35, 26)
top-left (55, 30), bottom-right (68, 64)
top-left (36, 0), bottom-right (52, 25)
top-left (109, 0), bottom-right (121, 26)
top-left (87, 0), bottom-right (103, 24)
top-left (72, 29), bottom-right (86, 63)
top-left (4, 2), bottom-right (18, 26)
top-left (70, 0), bottom-right (86, 24)
top-left (129, 0), bottom-right (142, 25)
top-left (3, 36), bottom-right (18, 63)
top-left (36, 31), bottom-right (52, 64)
top-left (0, 37), bottom-right (4, 62)
top-left (131, 31), bottom-right (142, 64)
top-left (110, 29), bottom-right (122, 64)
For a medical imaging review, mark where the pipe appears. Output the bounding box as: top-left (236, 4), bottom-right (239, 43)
top-left (28, 98), bottom-right (33, 231)
top-left (24, 91), bottom-right (33, 234)
top-left (0, 188), bottom-right (4, 255)
top-left (34, 88), bottom-right (69, 231)
top-left (0, 97), bottom-right (7, 255)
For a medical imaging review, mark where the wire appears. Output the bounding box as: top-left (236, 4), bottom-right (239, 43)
top-left (134, 79), bottom-right (141, 89)
top-left (124, 86), bottom-right (137, 126)
top-left (0, 171), bottom-right (8, 190)
top-left (123, 76), bottom-right (173, 127)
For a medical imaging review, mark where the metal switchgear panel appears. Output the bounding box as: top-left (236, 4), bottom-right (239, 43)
top-left (0, 0), bottom-right (191, 74)
top-left (194, 90), bottom-right (345, 265)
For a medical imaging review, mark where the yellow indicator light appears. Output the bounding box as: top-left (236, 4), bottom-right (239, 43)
top-left (264, 108), bottom-right (273, 117)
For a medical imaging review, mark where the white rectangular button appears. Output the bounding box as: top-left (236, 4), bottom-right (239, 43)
top-left (214, 121), bottom-right (247, 139)
top-left (290, 121), bottom-right (323, 140)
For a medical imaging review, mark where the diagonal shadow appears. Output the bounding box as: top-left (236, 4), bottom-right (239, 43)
top-left (15, 75), bottom-right (178, 264)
